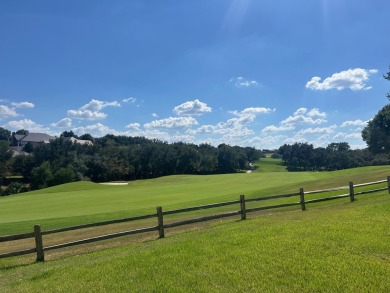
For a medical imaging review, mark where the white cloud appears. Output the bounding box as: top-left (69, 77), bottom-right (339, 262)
top-left (281, 108), bottom-right (327, 126)
top-left (67, 109), bottom-right (107, 120)
top-left (230, 76), bottom-right (259, 88)
top-left (144, 117), bottom-right (198, 129)
top-left (11, 102), bottom-right (35, 108)
top-left (293, 108), bottom-right (307, 116)
top-left (173, 99), bottom-right (212, 116)
top-left (122, 97), bottom-right (136, 103)
top-left (73, 123), bottom-right (117, 137)
top-left (345, 132), bottom-right (362, 139)
top-left (187, 125), bottom-right (215, 135)
top-left (4, 119), bottom-right (53, 134)
top-left (293, 107), bottom-right (326, 118)
top-left (125, 123), bottom-right (141, 130)
top-left (237, 107), bottom-right (275, 115)
top-left (229, 107), bottom-right (274, 125)
top-left (333, 131), bottom-right (362, 140)
top-left (185, 106), bottom-right (273, 140)
top-left (67, 99), bottom-right (121, 120)
top-left (281, 115), bottom-right (326, 125)
top-left (51, 118), bottom-right (72, 128)
top-left (0, 105), bottom-right (18, 120)
top-left (152, 113), bottom-right (159, 118)
top-left (80, 99), bottom-right (121, 111)
top-left (306, 68), bottom-right (377, 91)
top-left (296, 125), bottom-right (337, 135)
top-left (307, 108), bottom-right (326, 118)
top-left (262, 125), bottom-right (295, 133)
top-left (340, 119), bottom-right (367, 127)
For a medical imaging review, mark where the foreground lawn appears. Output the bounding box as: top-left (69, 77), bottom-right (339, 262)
top-left (0, 166), bottom-right (389, 235)
top-left (0, 191), bottom-right (389, 292)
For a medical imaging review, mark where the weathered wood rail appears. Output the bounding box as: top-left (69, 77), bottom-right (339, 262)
top-left (1, 176), bottom-right (389, 262)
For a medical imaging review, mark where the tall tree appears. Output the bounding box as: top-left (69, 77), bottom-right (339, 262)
top-left (362, 104), bottom-right (390, 154)
top-left (0, 141), bottom-right (13, 184)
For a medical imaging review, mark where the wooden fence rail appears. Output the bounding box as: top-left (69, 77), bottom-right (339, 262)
top-left (1, 176), bottom-right (389, 262)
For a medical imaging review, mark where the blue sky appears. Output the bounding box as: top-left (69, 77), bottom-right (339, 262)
top-left (0, 0), bottom-right (389, 149)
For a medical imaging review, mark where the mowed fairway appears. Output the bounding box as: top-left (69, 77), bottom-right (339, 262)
top-left (0, 165), bottom-right (389, 235)
top-left (0, 188), bottom-right (389, 292)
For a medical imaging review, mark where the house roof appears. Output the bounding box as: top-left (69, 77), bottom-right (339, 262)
top-left (14, 133), bottom-right (55, 143)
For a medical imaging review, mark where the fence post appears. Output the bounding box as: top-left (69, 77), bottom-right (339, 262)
top-left (156, 206), bottom-right (165, 238)
top-left (34, 225), bottom-right (44, 262)
top-left (349, 182), bottom-right (355, 202)
top-left (387, 176), bottom-right (390, 194)
top-left (299, 188), bottom-right (306, 211)
top-left (240, 194), bottom-right (246, 220)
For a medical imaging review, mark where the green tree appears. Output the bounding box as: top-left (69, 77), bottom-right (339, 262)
top-left (0, 127), bottom-right (11, 141)
top-left (0, 141), bottom-right (13, 184)
top-left (31, 161), bottom-right (53, 190)
top-left (362, 104), bottom-right (390, 154)
top-left (51, 167), bottom-right (77, 186)
top-left (79, 133), bottom-right (94, 142)
top-left (12, 155), bottom-right (36, 179)
top-left (15, 129), bottom-right (28, 135)
top-left (22, 141), bottom-right (34, 153)
top-left (60, 130), bottom-right (77, 138)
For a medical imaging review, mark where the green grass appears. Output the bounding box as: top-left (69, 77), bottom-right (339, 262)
top-left (0, 191), bottom-right (389, 292)
top-left (0, 166), bottom-right (389, 235)
top-left (253, 156), bottom-right (287, 172)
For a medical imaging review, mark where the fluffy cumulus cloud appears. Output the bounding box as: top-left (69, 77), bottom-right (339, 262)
top-left (261, 125), bottom-right (295, 133)
top-left (230, 76), bottom-right (259, 88)
top-left (334, 132), bottom-right (362, 140)
top-left (144, 117), bottom-right (198, 129)
top-left (234, 107), bottom-right (275, 116)
top-left (51, 118), bottom-right (72, 128)
top-left (67, 109), bottom-right (107, 120)
top-left (72, 123), bottom-right (117, 137)
top-left (80, 99), bottom-right (121, 111)
top-left (306, 68), bottom-right (378, 91)
top-left (260, 107), bottom-right (333, 147)
top-left (192, 107), bottom-right (273, 139)
top-left (0, 105), bottom-right (18, 120)
top-left (296, 125), bottom-right (337, 135)
top-left (340, 119), bottom-right (367, 127)
top-left (67, 99), bottom-right (121, 120)
top-left (173, 99), bottom-right (212, 116)
top-left (281, 108), bottom-right (327, 126)
top-left (125, 123), bottom-right (141, 130)
top-left (11, 101), bottom-right (35, 108)
top-left (4, 119), bottom-right (53, 134)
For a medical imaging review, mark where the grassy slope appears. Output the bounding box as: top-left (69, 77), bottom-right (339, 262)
top-left (0, 166), bottom-right (389, 235)
top-left (253, 156), bottom-right (287, 172)
top-left (0, 191), bottom-right (389, 292)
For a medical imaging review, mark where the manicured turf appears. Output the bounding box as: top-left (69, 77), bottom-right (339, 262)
top-left (0, 166), bottom-right (389, 235)
top-left (253, 156), bottom-right (287, 172)
top-left (1, 190), bottom-right (389, 292)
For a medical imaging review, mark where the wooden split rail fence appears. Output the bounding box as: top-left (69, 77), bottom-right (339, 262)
top-left (1, 176), bottom-right (389, 262)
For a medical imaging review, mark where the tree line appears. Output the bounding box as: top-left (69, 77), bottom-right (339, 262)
top-left (0, 132), bottom-right (261, 195)
top-left (275, 142), bottom-right (388, 171)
